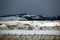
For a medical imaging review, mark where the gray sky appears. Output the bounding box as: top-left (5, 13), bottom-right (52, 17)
top-left (0, 0), bottom-right (60, 17)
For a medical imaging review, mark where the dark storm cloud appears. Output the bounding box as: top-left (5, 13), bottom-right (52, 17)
top-left (0, 0), bottom-right (60, 17)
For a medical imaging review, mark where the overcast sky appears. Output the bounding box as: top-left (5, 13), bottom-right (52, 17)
top-left (0, 0), bottom-right (60, 17)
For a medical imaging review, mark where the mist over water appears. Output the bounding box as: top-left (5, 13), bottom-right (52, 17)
top-left (0, 0), bottom-right (60, 17)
